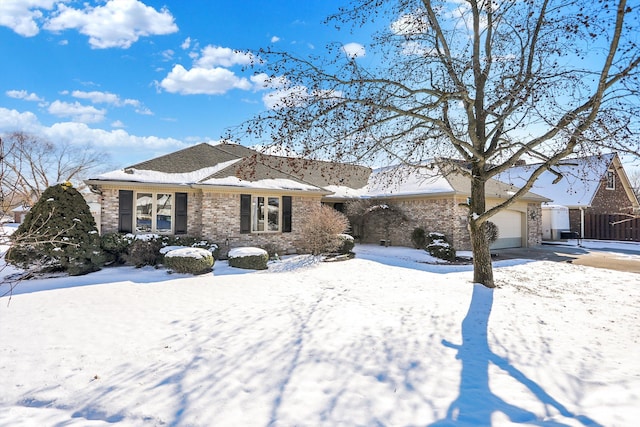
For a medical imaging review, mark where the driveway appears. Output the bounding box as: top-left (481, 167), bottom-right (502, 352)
top-left (494, 242), bottom-right (640, 274)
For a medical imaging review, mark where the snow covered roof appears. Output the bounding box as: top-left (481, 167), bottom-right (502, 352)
top-left (358, 164), bottom-right (549, 201)
top-left (87, 143), bottom-right (369, 194)
top-left (495, 153), bottom-right (617, 207)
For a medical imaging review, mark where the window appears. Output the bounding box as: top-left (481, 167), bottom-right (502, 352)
top-left (606, 170), bottom-right (615, 190)
top-left (135, 192), bottom-right (173, 233)
top-left (251, 196), bottom-right (280, 232)
top-left (241, 194), bottom-right (292, 234)
top-left (119, 191), bottom-right (187, 234)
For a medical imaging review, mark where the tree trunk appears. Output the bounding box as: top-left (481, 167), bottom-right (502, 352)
top-left (470, 175), bottom-right (495, 288)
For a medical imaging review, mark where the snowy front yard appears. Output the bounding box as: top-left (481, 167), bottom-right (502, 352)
top-left (1, 244), bottom-right (639, 426)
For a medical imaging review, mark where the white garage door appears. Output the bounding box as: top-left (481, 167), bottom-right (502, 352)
top-left (490, 210), bottom-right (523, 249)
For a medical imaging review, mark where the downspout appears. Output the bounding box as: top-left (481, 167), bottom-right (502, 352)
top-left (580, 207), bottom-right (585, 244)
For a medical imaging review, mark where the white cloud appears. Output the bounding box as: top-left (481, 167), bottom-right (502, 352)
top-left (262, 86), bottom-right (310, 110)
top-left (48, 100), bottom-right (106, 123)
top-left (0, 0), bottom-right (56, 37)
top-left (391, 10), bottom-right (430, 36)
top-left (70, 90), bottom-right (151, 115)
top-left (161, 49), bottom-right (175, 61)
top-left (111, 120), bottom-right (125, 128)
top-left (341, 42), bottom-right (366, 59)
top-left (181, 37), bottom-right (191, 50)
top-left (250, 73), bottom-right (288, 90)
top-left (71, 90), bottom-right (120, 105)
top-left (271, 36), bottom-right (280, 43)
top-left (44, 0), bottom-right (178, 49)
top-left (0, 107), bottom-right (186, 153)
top-left (195, 45), bottom-right (256, 68)
top-left (0, 107), bottom-right (42, 131)
top-left (158, 45), bottom-right (260, 96)
top-left (6, 89), bottom-right (44, 102)
top-left (159, 64), bottom-right (251, 95)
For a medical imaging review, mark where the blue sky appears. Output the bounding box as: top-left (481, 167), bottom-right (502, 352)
top-left (1, 1), bottom-right (638, 177)
top-left (0, 0), bottom-right (365, 168)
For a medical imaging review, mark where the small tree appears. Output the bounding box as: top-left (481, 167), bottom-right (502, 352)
top-left (300, 205), bottom-right (350, 255)
top-left (6, 182), bottom-right (103, 276)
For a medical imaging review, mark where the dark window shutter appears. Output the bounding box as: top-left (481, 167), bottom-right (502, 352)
top-left (175, 192), bottom-right (188, 234)
top-left (118, 190), bottom-right (133, 233)
top-left (282, 196), bottom-right (292, 233)
top-left (240, 194), bottom-right (251, 234)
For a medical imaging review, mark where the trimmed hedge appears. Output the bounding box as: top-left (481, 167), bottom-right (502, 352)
top-left (228, 247), bottom-right (269, 270)
top-left (337, 234), bottom-right (355, 254)
top-left (163, 247), bottom-right (214, 274)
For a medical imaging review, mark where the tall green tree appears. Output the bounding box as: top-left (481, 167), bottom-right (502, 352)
top-left (241, 0), bottom-right (640, 287)
top-left (7, 182), bottom-right (103, 276)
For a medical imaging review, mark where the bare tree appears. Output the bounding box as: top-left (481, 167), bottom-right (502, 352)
top-left (0, 132), bottom-right (108, 208)
top-left (239, 0), bottom-right (640, 287)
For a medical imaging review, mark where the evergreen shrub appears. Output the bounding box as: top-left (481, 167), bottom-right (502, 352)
top-left (6, 182), bottom-right (104, 276)
top-left (163, 248), bottom-right (214, 274)
top-left (411, 227), bottom-right (427, 249)
top-left (228, 247), bottom-right (269, 270)
top-left (425, 232), bottom-right (456, 261)
top-left (336, 234), bottom-right (355, 254)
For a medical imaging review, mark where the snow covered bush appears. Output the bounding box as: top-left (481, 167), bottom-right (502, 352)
top-left (300, 205), bottom-right (349, 255)
top-left (163, 247), bottom-right (214, 274)
top-left (125, 234), bottom-right (164, 268)
top-left (101, 233), bottom-right (133, 265)
top-left (425, 232), bottom-right (456, 262)
top-left (166, 236), bottom-right (220, 260)
top-left (336, 234), bottom-right (355, 254)
top-left (6, 182), bottom-right (104, 276)
top-left (228, 247), bottom-right (269, 270)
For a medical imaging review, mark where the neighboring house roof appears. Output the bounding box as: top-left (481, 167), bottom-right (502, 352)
top-left (496, 153), bottom-right (639, 209)
top-left (362, 164), bottom-right (549, 202)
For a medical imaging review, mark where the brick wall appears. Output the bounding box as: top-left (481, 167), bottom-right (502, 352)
top-left (359, 197), bottom-right (471, 250)
top-left (201, 192), bottom-right (321, 257)
top-left (588, 169), bottom-right (635, 215)
top-left (100, 188), bottom-right (119, 234)
top-left (527, 203), bottom-right (543, 246)
top-left (359, 197), bottom-right (542, 251)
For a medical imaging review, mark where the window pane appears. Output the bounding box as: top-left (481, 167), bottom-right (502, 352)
top-left (136, 193), bottom-right (153, 232)
top-left (252, 196), bottom-right (265, 231)
top-left (267, 197), bottom-right (279, 231)
top-left (156, 193), bottom-right (172, 232)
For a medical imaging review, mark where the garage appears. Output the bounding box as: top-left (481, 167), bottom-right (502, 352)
top-left (490, 210), bottom-right (524, 249)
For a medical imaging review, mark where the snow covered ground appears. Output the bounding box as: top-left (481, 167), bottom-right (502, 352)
top-left (1, 235), bottom-right (640, 426)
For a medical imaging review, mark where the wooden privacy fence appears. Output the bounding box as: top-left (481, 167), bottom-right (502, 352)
top-left (583, 214), bottom-right (640, 241)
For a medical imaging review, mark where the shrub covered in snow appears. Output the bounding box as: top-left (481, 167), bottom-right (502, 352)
top-left (299, 205), bottom-right (350, 255)
top-left (336, 234), bottom-right (355, 254)
top-left (228, 247), bottom-right (269, 270)
top-left (108, 234), bottom-right (219, 268)
top-left (101, 233), bottom-right (134, 265)
top-left (6, 182), bottom-right (104, 276)
top-left (425, 232), bottom-right (456, 262)
top-left (163, 247), bottom-right (214, 274)
top-left (125, 235), bottom-right (164, 267)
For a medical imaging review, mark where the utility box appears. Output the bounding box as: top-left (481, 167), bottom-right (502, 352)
top-left (541, 205), bottom-right (570, 240)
